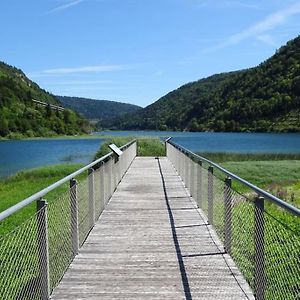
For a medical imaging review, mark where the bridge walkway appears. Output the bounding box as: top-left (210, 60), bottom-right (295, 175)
top-left (51, 157), bottom-right (253, 300)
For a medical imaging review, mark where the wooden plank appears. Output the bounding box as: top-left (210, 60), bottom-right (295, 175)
top-left (51, 157), bottom-right (254, 300)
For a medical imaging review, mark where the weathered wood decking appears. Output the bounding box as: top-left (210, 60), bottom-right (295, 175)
top-left (51, 157), bottom-right (253, 300)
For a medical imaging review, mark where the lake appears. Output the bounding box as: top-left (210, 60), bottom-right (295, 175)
top-left (1, 132), bottom-right (300, 178)
top-left (96, 131), bottom-right (300, 153)
top-left (0, 138), bottom-right (104, 178)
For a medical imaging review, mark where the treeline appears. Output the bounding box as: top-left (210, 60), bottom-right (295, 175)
top-left (103, 36), bottom-right (300, 132)
top-left (57, 96), bottom-right (141, 121)
top-left (0, 62), bottom-right (90, 138)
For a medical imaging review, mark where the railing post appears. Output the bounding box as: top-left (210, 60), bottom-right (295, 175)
top-left (110, 159), bottom-right (114, 196)
top-left (190, 159), bottom-right (194, 197)
top-left (111, 158), bottom-right (115, 192)
top-left (254, 196), bottom-right (265, 300)
top-left (197, 160), bottom-right (202, 208)
top-left (208, 166), bottom-right (214, 225)
top-left (88, 168), bottom-right (95, 228)
top-left (37, 198), bottom-right (50, 300)
top-left (100, 162), bottom-right (105, 211)
top-left (179, 150), bottom-right (183, 178)
top-left (224, 177), bottom-right (232, 254)
top-left (108, 160), bottom-right (112, 199)
top-left (184, 154), bottom-right (188, 187)
top-left (70, 178), bottom-right (79, 256)
top-left (117, 155), bottom-right (121, 184)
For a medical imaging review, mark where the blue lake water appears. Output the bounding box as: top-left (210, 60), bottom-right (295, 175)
top-left (1, 132), bottom-right (300, 178)
top-left (0, 138), bottom-right (104, 178)
top-left (97, 131), bottom-right (300, 153)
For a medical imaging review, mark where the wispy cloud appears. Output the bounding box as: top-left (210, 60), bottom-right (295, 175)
top-left (192, 0), bottom-right (260, 10)
top-left (42, 64), bottom-right (127, 75)
top-left (46, 80), bottom-right (113, 85)
top-left (47, 0), bottom-right (84, 14)
top-left (256, 34), bottom-right (277, 47)
top-left (204, 2), bottom-right (300, 52)
top-left (153, 70), bottom-right (164, 77)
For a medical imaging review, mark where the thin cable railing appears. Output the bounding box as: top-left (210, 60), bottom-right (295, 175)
top-left (166, 139), bottom-right (300, 300)
top-left (0, 140), bottom-right (137, 299)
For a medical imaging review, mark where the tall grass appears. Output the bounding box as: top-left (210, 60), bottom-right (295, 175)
top-left (197, 152), bottom-right (300, 163)
top-left (0, 164), bottom-right (83, 235)
top-left (94, 137), bottom-right (165, 158)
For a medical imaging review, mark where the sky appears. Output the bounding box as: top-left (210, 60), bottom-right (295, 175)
top-left (0, 0), bottom-right (300, 107)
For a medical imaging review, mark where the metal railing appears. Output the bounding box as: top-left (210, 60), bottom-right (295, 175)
top-left (0, 140), bottom-right (137, 300)
top-left (166, 139), bottom-right (300, 300)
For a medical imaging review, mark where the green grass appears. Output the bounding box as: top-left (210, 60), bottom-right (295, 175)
top-left (196, 152), bottom-right (300, 208)
top-left (94, 137), bottom-right (134, 158)
top-left (137, 138), bottom-right (165, 156)
top-left (221, 160), bottom-right (300, 208)
top-left (0, 164), bottom-right (84, 235)
top-left (95, 137), bottom-right (165, 159)
top-left (197, 152), bottom-right (300, 163)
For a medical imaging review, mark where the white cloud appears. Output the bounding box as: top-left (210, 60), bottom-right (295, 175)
top-left (256, 34), bottom-right (277, 47)
top-left (47, 0), bottom-right (84, 14)
top-left (42, 65), bottom-right (126, 74)
top-left (204, 2), bottom-right (300, 52)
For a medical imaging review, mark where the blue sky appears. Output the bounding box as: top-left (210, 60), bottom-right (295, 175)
top-left (0, 0), bottom-right (300, 107)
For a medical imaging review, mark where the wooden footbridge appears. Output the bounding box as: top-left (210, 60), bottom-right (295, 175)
top-left (51, 157), bottom-right (252, 299)
top-left (0, 140), bottom-right (299, 300)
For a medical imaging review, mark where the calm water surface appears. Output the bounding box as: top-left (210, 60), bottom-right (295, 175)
top-left (1, 132), bottom-right (300, 178)
top-left (97, 131), bottom-right (300, 153)
top-left (0, 138), bottom-right (104, 178)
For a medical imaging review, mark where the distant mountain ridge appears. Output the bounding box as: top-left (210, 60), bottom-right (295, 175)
top-left (0, 61), bottom-right (90, 138)
top-left (56, 96), bottom-right (141, 121)
top-left (104, 36), bottom-right (300, 132)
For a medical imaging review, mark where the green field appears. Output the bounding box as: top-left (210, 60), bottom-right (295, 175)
top-left (198, 152), bottom-right (300, 208)
top-left (0, 164), bottom-right (84, 235)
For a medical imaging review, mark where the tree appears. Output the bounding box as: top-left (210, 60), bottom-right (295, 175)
top-left (0, 118), bottom-right (9, 136)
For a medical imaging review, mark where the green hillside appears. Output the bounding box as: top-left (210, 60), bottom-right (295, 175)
top-left (104, 36), bottom-right (300, 132)
top-left (0, 62), bottom-right (90, 138)
top-left (57, 96), bottom-right (141, 121)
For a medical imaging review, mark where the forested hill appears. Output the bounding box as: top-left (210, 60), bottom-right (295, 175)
top-left (104, 36), bottom-right (300, 132)
top-left (57, 96), bottom-right (141, 121)
top-left (0, 61), bottom-right (90, 138)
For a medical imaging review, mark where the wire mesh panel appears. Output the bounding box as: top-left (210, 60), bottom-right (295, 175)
top-left (263, 207), bottom-right (300, 300)
top-left (77, 176), bottom-right (91, 246)
top-left (93, 167), bottom-right (103, 220)
top-left (230, 191), bottom-right (255, 293)
top-left (47, 191), bottom-right (74, 292)
top-left (211, 174), bottom-right (226, 238)
top-left (201, 166), bottom-right (209, 216)
top-left (0, 210), bottom-right (44, 299)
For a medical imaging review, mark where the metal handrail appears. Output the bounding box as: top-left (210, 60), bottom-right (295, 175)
top-left (0, 139), bottom-right (136, 222)
top-left (167, 138), bottom-right (300, 217)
